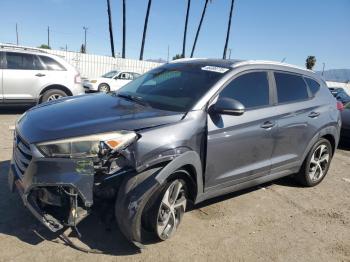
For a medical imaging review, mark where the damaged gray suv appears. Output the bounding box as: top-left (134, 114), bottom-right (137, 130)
top-left (9, 59), bottom-right (341, 247)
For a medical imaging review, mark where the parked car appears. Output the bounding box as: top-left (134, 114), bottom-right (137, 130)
top-left (333, 89), bottom-right (350, 105)
top-left (340, 102), bottom-right (350, 143)
top-left (0, 44), bottom-right (85, 105)
top-left (9, 59), bottom-right (341, 247)
top-left (83, 70), bottom-right (141, 92)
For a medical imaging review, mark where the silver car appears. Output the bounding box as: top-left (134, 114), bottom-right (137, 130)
top-left (0, 45), bottom-right (85, 105)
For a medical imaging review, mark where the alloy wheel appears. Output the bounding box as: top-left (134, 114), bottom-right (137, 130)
top-left (156, 180), bottom-right (187, 240)
top-left (47, 94), bottom-right (63, 101)
top-left (308, 144), bottom-right (330, 182)
top-left (99, 85), bottom-right (109, 93)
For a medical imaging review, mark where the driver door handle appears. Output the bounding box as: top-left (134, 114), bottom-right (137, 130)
top-left (260, 121), bottom-right (275, 129)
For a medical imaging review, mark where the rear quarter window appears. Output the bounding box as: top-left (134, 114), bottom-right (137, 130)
top-left (304, 77), bottom-right (320, 95)
top-left (39, 56), bottom-right (66, 71)
top-left (274, 72), bottom-right (309, 103)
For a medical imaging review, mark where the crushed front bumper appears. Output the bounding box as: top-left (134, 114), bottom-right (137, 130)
top-left (9, 152), bottom-right (95, 232)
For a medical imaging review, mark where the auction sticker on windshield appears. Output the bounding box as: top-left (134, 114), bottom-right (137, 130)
top-left (201, 66), bottom-right (229, 73)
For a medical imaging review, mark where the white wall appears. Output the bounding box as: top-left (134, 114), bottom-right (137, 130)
top-left (44, 49), bottom-right (162, 79)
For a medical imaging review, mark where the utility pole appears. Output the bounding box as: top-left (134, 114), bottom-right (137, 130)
top-left (228, 48), bottom-right (232, 59)
top-left (16, 23), bottom-right (19, 45)
top-left (47, 26), bottom-right (50, 47)
top-left (167, 45), bottom-right (170, 62)
top-left (83, 26), bottom-right (88, 52)
top-left (322, 62), bottom-right (326, 76)
top-left (106, 0), bottom-right (115, 57)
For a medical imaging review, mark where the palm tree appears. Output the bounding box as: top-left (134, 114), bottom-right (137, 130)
top-left (190, 0), bottom-right (211, 58)
top-left (306, 56), bottom-right (316, 70)
top-left (122, 0), bottom-right (126, 58)
top-left (140, 0), bottom-right (153, 60)
top-left (223, 0), bottom-right (235, 59)
top-left (106, 0), bottom-right (115, 57)
top-left (182, 0), bottom-right (191, 58)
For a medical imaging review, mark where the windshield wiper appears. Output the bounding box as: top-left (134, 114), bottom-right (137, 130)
top-left (116, 93), bottom-right (150, 107)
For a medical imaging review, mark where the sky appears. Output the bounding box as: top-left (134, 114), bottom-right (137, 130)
top-left (0, 0), bottom-right (349, 70)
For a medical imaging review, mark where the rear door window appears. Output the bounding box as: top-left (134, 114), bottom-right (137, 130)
top-left (6, 52), bottom-right (44, 70)
top-left (219, 71), bottom-right (270, 109)
top-left (274, 72), bottom-right (309, 103)
top-left (304, 77), bottom-right (320, 95)
top-left (39, 56), bottom-right (66, 71)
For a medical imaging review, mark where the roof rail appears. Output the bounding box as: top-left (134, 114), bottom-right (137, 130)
top-left (0, 43), bottom-right (48, 53)
top-left (169, 57), bottom-right (208, 63)
top-left (232, 60), bottom-right (313, 72)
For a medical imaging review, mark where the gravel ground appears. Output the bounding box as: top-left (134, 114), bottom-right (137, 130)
top-left (0, 108), bottom-right (349, 262)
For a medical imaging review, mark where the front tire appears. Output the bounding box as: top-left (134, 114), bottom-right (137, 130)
top-left (296, 138), bottom-right (332, 187)
top-left (98, 83), bottom-right (110, 93)
top-left (143, 175), bottom-right (188, 241)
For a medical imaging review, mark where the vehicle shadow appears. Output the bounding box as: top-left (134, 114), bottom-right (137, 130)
top-left (0, 158), bottom-right (301, 255)
top-left (0, 159), bottom-right (140, 256)
top-left (338, 140), bottom-right (350, 151)
top-left (0, 107), bottom-right (29, 114)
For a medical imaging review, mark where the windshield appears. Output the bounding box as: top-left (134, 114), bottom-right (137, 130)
top-left (102, 70), bottom-right (119, 78)
top-left (115, 63), bottom-right (230, 112)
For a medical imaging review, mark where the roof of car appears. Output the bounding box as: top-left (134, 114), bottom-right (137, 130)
top-left (170, 58), bottom-right (313, 74)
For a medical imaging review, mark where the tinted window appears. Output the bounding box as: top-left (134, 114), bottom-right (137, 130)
top-left (275, 72), bottom-right (309, 103)
top-left (6, 52), bottom-right (44, 70)
top-left (39, 56), bottom-right (65, 71)
top-left (116, 63), bottom-right (229, 112)
top-left (219, 72), bottom-right (270, 108)
top-left (305, 77), bottom-right (320, 95)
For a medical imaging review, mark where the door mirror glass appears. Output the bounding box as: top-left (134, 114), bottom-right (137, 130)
top-left (209, 97), bottom-right (245, 116)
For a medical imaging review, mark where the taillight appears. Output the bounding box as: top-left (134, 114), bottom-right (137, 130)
top-left (336, 101), bottom-right (344, 111)
top-left (74, 73), bottom-right (81, 84)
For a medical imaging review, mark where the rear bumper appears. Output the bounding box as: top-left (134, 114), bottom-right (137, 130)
top-left (83, 82), bottom-right (98, 91)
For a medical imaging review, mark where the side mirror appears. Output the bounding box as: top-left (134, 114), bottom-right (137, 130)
top-left (209, 97), bottom-right (245, 116)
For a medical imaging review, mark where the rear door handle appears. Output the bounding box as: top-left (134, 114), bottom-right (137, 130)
top-left (260, 121), bottom-right (275, 129)
top-left (35, 73), bottom-right (46, 77)
top-left (308, 112), bottom-right (320, 118)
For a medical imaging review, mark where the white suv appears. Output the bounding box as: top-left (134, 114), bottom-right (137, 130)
top-left (0, 45), bottom-right (85, 105)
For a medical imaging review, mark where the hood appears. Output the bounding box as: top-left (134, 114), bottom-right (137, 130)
top-left (18, 93), bottom-right (184, 144)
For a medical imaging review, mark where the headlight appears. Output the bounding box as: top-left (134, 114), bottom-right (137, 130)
top-left (36, 131), bottom-right (137, 158)
top-left (90, 80), bottom-right (97, 83)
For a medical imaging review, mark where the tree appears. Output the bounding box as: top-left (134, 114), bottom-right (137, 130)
top-left (223, 0), bottom-right (235, 59)
top-left (107, 0), bottom-right (115, 57)
top-left (173, 54), bottom-right (183, 60)
top-left (140, 0), bottom-right (153, 60)
top-left (182, 0), bottom-right (191, 57)
top-left (80, 44), bottom-right (86, 54)
top-left (190, 0), bottom-right (211, 58)
top-left (122, 0), bottom-right (126, 58)
top-left (306, 56), bottom-right (316, 70)
top-left (38, 44), bottom-right (51, 49)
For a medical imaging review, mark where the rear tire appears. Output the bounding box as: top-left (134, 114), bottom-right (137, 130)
top-left (98, 83), bottom-right (110, 93)
top-left (295, 138), bottom-right (332, 187)
top-left (41, 89), bottom-right (67, 103)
